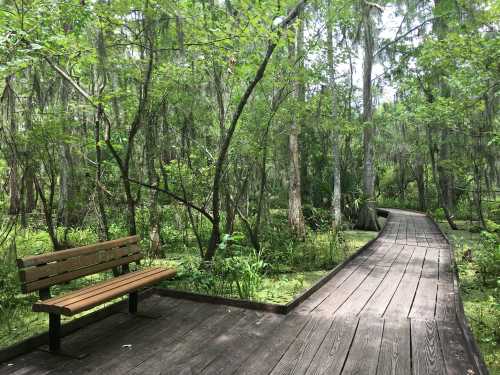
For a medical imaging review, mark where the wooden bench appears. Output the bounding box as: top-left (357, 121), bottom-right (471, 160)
top-left (16, 235), bottom-right (176, 357)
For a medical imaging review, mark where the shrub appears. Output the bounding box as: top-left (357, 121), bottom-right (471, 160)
top-left (475, 231), bottom-right (500, 285)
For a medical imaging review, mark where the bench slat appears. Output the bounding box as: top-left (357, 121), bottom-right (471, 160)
top-left (33, 267), bottom-right (176, 316)
top-left (45, 268), bottom-right (166, 307)
top-left (20, 244), bottom-right (141, 283)
top-left (17, 236), bottom-right (139, 268)
top-left (22, 253), bottom-right (142, 293)
top-left (43, 267), bottom-right (162, 305)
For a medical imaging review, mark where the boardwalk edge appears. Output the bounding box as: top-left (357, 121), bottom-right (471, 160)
top-left (427, 212), bottom-right (490, 375)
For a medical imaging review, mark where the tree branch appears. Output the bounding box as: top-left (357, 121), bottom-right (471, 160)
top-left (127, 177), bottom-right (214, 224)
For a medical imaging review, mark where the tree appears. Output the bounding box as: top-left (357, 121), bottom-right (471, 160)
top-left (356, 1), bottom-right (382, 231)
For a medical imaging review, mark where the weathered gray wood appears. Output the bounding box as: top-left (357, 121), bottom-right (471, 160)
top-left (126, 307), bottom-right (247, 375)
top-left (411, 319), bottom-right (446, 375)
top-left (376, 319), bottom-right (411, 375)
top-left (201, 312), bottom-right (285, 375)
top-left (361, 246), bottom-right (414, 316)
top-left (304, 315), bottom-right (358, 375)
top-left (437, 320), bottom-right (478, 375)
top-left (435, 282), bottom-right (455, 321)
top-left (335, 266), bottom-right (388, 316)
top-left (237, 314), bottom-right (311, 375)
top-left (341, 317), bottom-right (384, 375)
top-left (46, 298), bottom-right (215, 375)
top-left (170, 310), bottom-right (281, 375)
top-left (269, 313), bottom-right (334, 375)
top-left (384, 246), bottom-right (427, 318)
top-left (409, 277), bottom-right (438, 319)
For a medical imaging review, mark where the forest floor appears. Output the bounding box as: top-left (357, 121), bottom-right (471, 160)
top-left (438, 220), bottom-right (500, 373)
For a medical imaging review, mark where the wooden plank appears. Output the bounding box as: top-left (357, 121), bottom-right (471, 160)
top-left (47, 299), bottom-right (220, 375)
top-left (17, 236), bottom-right (138, 268)
top-left (341, 316), bottom-right (384, 375)
top-left (376, 319), bottom-right (411, 375)
top-left (361, 246), bottom-right (414, 316)
top-left (409, 278), bottom-right (438, 319)
top-left (237, 313), bottom-right (311, 375)
top-left (304, 315), bottom-right (358, 375)
top-left (177, 311), bottom-right (281, 375)
top-left (384, 244), bottom-right (428, 318)
top-left (335, 266), bottom-right (388, 316)
top-left (405, 246), bottom-right (427, 274)
top-left (20, 244), bottom-right (141, 283)
top-left (438, 247), bottom-right (453, 282)
top-left (293, 243), bottom-right (385, 316)
top-left (33, 268), bottom-right (175, 315)
top-left (269, 313), bottom-right (334, 375)
top-left (126, 307), bottom-right (248, 374)
top-left (437, 320), bottom-right (478, 375)
top-left (411, 319), bottom-right (446, 375)
top-left (315, 244), bottom-right (393, 315)
top-left (315, 265), bottom-right (373, 316)
top-left (421, 247), bottom-right (439, 279)
top-left (201, 313), bottom-right (285, 375)
top-left (383, 271), bottom-right (420, 318)
top-left (23, 253), bottom-right (142, 293)
top-left (435, 282), bottom-right (455, 321)
top-left (377, 244), bottom-right (404, 267)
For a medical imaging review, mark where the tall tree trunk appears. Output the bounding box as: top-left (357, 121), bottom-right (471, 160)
top-left (57, 81), bottom-right (81, 229)
top-left (437, 128), bottom-right (454, 214)
top-left (4, 76), bottom-right (20, 215)
top-left (327, 15), bottom-right (342, 230)
top-left (287, 9), bottom-right (306, 238)
top-left (415, 160), bottom-right (426, 211)
top-left (34, 173), bottom-right (63, 250)
top-left (356, 3), bottom-right (380, 231)
top-left (145, 112), bottom-right (162, 256)
top-left (431, 0), bottom-right (457, 229)
top-left (95, 105), bottom-right (110, 241)
top-left (426, 124), bottom-right (458, 229)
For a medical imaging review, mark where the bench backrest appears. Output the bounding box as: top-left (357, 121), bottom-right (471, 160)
top-left (17, 236), bottom-right (142, 293)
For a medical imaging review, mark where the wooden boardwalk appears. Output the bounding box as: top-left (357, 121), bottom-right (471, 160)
top-left (1, 209), bottom-right (483, 374)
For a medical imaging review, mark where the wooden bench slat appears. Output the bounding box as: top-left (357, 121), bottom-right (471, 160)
top-left (45, 268), bottom-right (167, 307)
top-left (43, 267), bottom-right (163, 305)
top-left (62, 269), bottom-right (173, 313)
top-left (22, 253), bottom-right (142, 293)
top-left (17, 236), bottom-right (139, 268)
top-left (20, 244), bottom-right (141, 283)
top-left (33, 268), bottom-right (176, 316)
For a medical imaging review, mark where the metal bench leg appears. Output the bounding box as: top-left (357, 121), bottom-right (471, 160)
top-left (38, 313), bottom-right (88, 359)
top-left (129, 291), bottom-right (138, 314)
top-left (49, 313), bottom-right (61, 352)
top-left (128, 291), bottom-right (160, 319)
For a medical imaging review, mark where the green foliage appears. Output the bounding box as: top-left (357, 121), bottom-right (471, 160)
top-left (443, 222), bottom-right (500, 372)
top-left (474, 232), bottom-right (500, 285)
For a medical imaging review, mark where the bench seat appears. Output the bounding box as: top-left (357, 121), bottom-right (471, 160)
top-left (33, 267), bottom-right (175, 316)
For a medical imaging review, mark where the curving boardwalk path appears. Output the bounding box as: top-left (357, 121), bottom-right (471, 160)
top-left (1, 209), bottom-right (485, 374)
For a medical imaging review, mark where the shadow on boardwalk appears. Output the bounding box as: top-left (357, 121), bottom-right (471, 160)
top-left (0, 209), bottom-right (486, 375)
